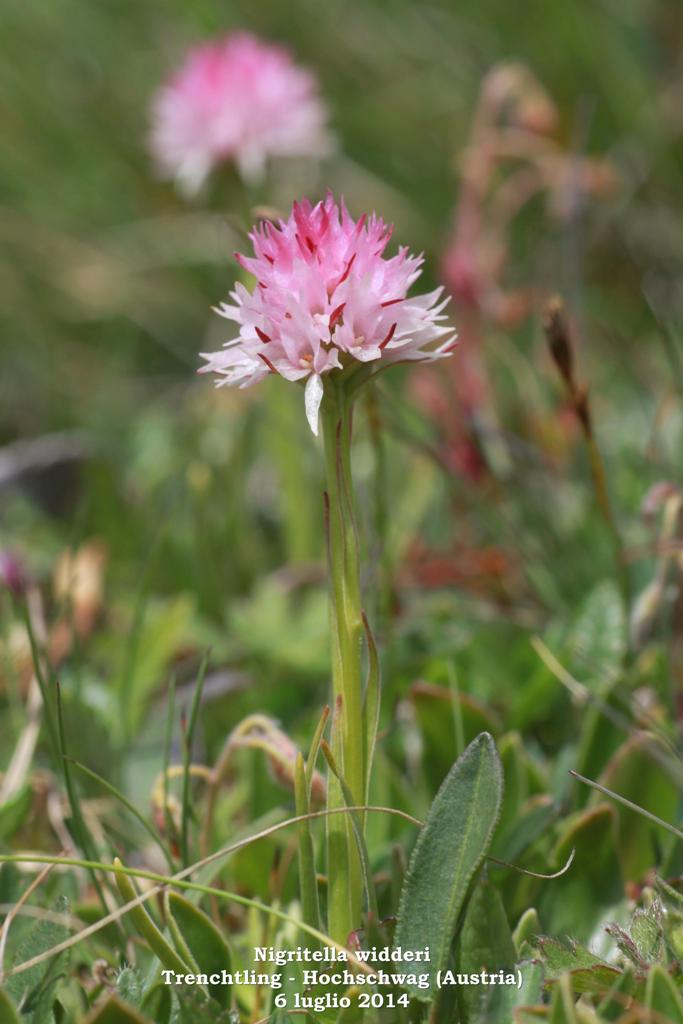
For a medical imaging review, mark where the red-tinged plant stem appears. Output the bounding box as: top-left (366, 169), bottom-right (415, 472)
top-left (543, 297), bottom-right (631, 617)
top-left (321, 378), bottom-right (365, 944)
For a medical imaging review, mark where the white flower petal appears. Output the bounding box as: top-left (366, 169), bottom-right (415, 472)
top-left (304, 373), bottom-right (324, 436)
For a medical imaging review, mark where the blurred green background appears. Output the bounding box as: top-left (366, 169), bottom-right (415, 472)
top-left (3, 0), bottom-right (682, 432)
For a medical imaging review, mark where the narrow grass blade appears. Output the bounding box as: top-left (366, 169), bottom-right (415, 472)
top-left (20, 601), bottom-right (59, 766)
top-left (162, 671), bottom-right (176, 853)
top-left (66, 758), bottom-right (173, 870)
top-left (181, 650), bottom-right (210, 867)
top-left (321, 741), bottom-right (378, 921)
top-left (447, 662), bottom-right (465, 759)
top-left (55, 683), bottom-right (110, 919)
top-left (569, 769), bottom-right (683, 841)
top-left (295, 753), bottom-right (321, 934)
top-left (305, 705), bottom-right (329, 798)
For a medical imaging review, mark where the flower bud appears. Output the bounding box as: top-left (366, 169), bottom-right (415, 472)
top-left (543, 296), bottom-right (575, 390)
top-left (228, 715), bottom-right (326, 805)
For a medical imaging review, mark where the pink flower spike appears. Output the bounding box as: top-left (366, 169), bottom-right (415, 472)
top-left (150, 32), bottom-right (332, 194)
top-left (201, 193), bottom-right (455, 431)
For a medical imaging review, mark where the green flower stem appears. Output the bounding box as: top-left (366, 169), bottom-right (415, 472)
top-left (321, 379), bottom-right (366, 944)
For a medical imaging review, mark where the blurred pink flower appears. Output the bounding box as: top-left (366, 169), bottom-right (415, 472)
top-left (150, 32), bottom-right (332, 194)
top-left (0, 550), bottom-right (26, 599)
top-left (201, 192), bottom-right (455, 433)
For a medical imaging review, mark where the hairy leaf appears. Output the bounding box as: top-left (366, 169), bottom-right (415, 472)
top-left (394, 732), bottom-right (503, 1000)
top-left (537, 937), bottom-right (607, 977)
top-left (5, 894), bottom-right (69, 1017)
top-left (456, 878), bottom-right (516, 1022)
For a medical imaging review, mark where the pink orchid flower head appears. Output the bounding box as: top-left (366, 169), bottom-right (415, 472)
top-left (150, 32), bottom-right (332, 194)
top-left (201, 193), bottom-right (456, 434)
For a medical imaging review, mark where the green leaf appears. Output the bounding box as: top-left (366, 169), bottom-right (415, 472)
top-left (494, 795), bottom-right (558, 864)
top-left (496, 961), bottom-right (545, 1023)
top-left (630, 909), bottom-right (662, 963)
top-left (663, 909), bottom-right (683, 961)
top-left (537, 938), bottom-right (624, 998)
top-left (656, 876), bottom-right (683, 960)
top-left (549, 975), bottom-right (579, 1023)
top-left (165, 891), bottom-right (232, 1007)
top-left (605, 922), bottom-right (646, 967)
top-left (597, 965), bottom-right (636, 1021)
top-left (0, 785), bottom-right (32, 842)
top-left (115, 593), bottom-right (197, 738)
top-left (175, 982), bottom-right (239, 1022)
top-left (336, 994), bottom-right (366, 1024)
top-left (116, 967), bottom-right (143, 1007)
top-left (513, 908), bottom-right (541, 955)
top-left (536, 937), bottom-right (607, 977)
top-left (113, 859), bottom-right (189, 977)
top-left (566, 966), bottom-right (629, 996)
top-left (496, 732), bottom-right (530, 841)
top-left (594, 733), bottom-right (679, 880)
top-left (655, 875), bottom-right (683, 909)
top-left (573, 686), bottom-right (624, 808)
top-left (394, 732), bottom-right (503, 1001)
top-left (0, 990), bottom-right (21, 1024)
top-left (409, 682), bottom-right (500, 789)
top-left (227, 580), bottom-right (329, 675)
top-left (565, 581), bottom-right (625, 688)
top-left (456, 878), bottom-right (516, 1023)
top-left (140, 984), bottom-right (173, 1024)
top-left (538, 804), bottom-right (622, 942)
top-left (645, 964), bottom-right (683, 1018)
top-left (5, 895), bottom-right (69, 1015)
top-left (321, 741), bottom-right (378, 921)
top-left (83, 995), bottom-right (155, 1024)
